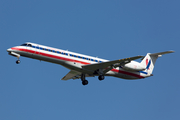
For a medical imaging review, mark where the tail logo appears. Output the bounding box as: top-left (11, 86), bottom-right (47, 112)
top-left (146, 59), bottom-right (151, 70)
top-left (146, 59), bottom-right (148, 66)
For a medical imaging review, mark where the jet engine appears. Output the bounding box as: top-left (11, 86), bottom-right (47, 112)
top-left (122, 61), bottom-right (146, 71)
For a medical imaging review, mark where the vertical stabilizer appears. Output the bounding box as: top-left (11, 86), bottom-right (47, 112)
top-left (140, 51), bottom-right (174, 75)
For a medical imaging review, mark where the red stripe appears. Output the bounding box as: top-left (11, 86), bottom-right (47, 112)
top-left (11, 47), bottom-right (144, 79)
top-left (111, 69), bottom-right (145, 79)
top-left (11, 47), bottom-right (90, 65)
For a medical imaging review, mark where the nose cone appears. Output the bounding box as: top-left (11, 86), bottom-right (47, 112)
top-left (7, 48), bottom-right (12, 52)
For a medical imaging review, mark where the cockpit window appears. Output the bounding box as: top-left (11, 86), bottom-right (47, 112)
top-left (27, 44), bottom-right (32, 47)
top-left (21, 43), bottom-right (28, 46)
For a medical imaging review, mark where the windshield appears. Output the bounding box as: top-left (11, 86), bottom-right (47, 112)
top-left (21, 43), bottom-right (32, 47)
top-left (21, 43), bottom-right (28, 46)
top-left (27, 44), bottom-right (32, 47)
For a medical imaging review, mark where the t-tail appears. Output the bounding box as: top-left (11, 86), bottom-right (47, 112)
top-left (140, 51), bottom-right (174, 76)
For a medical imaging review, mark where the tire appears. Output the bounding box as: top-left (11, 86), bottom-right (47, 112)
top-left (82, 80), bottom-right (88, 85)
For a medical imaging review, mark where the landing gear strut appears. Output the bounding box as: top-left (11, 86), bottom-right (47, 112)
top-left (81, 74), bottom-right (88, 85)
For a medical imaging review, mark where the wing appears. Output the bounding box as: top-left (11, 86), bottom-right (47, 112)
top-left (61, 70), bottom-right (94, 80)
top-left (82, 56), bottom-right (143, 74)
top-left (61, 70), bottom-right (81, 80)
top-left (61, 56), bottom-right (143, 80)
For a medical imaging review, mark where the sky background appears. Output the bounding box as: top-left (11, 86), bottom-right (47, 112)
top-left (0, 0), bottom-right (179, 120)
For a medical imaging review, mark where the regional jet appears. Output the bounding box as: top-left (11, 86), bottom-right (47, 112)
top-left (7, 42), bottom-right (174, 85)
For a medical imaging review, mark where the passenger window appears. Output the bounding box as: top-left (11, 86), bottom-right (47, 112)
top-left (32, 46), bottom-right (36, 48)
top-left (52, 50), bottom-right (55, 53)
top-left (57, 51), bottom-right (60, 54)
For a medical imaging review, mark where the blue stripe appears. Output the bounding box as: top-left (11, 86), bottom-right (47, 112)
top-left (139, 71), bottom-right (148, 74)
top-left (146, 60), bottom-right (151, 69)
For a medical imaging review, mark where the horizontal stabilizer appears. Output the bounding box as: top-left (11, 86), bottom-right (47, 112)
top-left (149, 50), bottom-right (175, 56)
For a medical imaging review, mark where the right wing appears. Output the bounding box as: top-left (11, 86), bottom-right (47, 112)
top-left (61, 56), bottom-right (143, 80)
top-left (82, 55), bottom-right (143, 74)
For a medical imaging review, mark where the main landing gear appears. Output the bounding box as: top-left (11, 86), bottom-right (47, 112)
top-left (81, 74), bottom-right (88, 85)
top-left (81, 74), bottom-right (105, 86)
top-left (98, 75), bottom-right (105, 81)
top-left (82, 80), bottom-right (88, 85)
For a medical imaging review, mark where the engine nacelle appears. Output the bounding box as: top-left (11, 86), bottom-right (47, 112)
top-left (122, 61), bottom-right (146, 71)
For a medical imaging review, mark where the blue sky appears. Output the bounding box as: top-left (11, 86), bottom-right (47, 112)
top-left (1, 0), bottom-right (179, 120)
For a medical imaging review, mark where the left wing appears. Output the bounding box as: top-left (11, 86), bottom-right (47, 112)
top-left (61, 70), bottom-right (93, 80)
top-left (82, 56), bottom-right (143, 74)
top-left (61, 70), bottom-right (81, 80)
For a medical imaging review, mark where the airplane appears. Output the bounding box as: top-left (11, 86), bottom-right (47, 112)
top-left (7, 42), bottom-right (174, 85)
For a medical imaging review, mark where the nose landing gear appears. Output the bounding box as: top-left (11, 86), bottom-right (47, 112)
top-left (8, 52), bottom-right (21, 64)
top-left (16, 60), bottom-right (20, 64)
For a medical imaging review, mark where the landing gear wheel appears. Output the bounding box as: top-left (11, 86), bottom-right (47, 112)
top-left (82, 80), bottom-right (88, 85)
top-left (16, 60), bottom-right (20, 64)
top-left (98, 75), bottom-right (105, 81)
